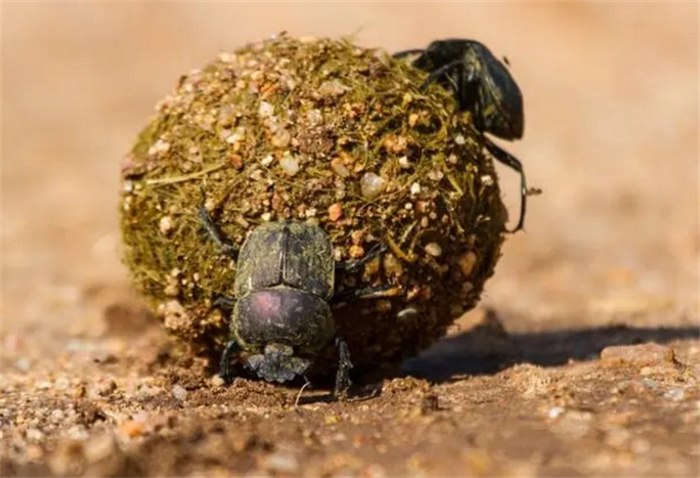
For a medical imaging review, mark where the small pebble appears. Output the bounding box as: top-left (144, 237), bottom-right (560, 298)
top-left (260, 154), bottom-right (274, 167)
top-left (454, 134), bottom-right (466, 145)
top-left (98, 380), bottom-right (117, 396)
top-left (264, 451), bottom-right (299, 474)
top-left (349, 245), bottom-right (365, 258)
top-left (279, 154), bottom-right (300, 176)
top-left (331, 158), bottom-right (350, 177)
top-left (458, 251), bottom-right (478, 277)
top-left (424, 242), bottom-right (442, 257)
top-left (410, 182), bottom-right (421, 196)
top-left (328, 203), bottom-right (343, 221)
top-left (25, 428), bottom-right (45, 441)
top-left (159, 216), bottom-right (173, 235)
top-left (225, 127), bottom-right (246, 145)
top-left (258, 101), bottom-right (275, 117)
top-left (360, 172), bottom-right (386, 199)
top-left (306, 109), bottom-right (323, 125)
top-left (172, 385), bottom-right (188, 401)
top-left (272, 129), bottom-right (291, 148)
top-left (427, 170), bottom-right (444, 181)
top-left (398, 156), bottom-right (411, 168)
top-left (118, 420), bottom-right (144, 438)
top-left (665, 388), bottom-right (685, 401)
top-left (148, 139), bottom-right (170, 155)
top-left (318, 80), bottom-right (348, 98)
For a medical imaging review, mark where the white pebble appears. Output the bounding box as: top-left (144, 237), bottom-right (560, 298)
top-left (410, 182), bottom-right (421, 196)
top-left (307, 109), bottom-right (323, 125)
top-left (424, 242), bottom-right (442, 257)
top-left (279, 154), bottom-right (300, 176)
top-left (258, 101), bottom-right (275, 117)
top-left (318, 80), bottom-right (348, 98)
top-left (172, 385), bottom-right (188, 401)
top-left (272, 129), bottom-right (291, 148)
top-left (265, 452), bottom-right (299, 474)
top-left (665, 388), bottom-right (685, 401)
top-left (159, 216), bottom-right (173, 235)
top-left (454, 134), bottom-right (466, 145)
top-left (481, 175), bottom-right (494, 186)
top-left (360, 173), bottom-right (386, 199)
top-left (548, 406), bottom-right (565, 419)
top-left (226, 127), bottom-right (246, 144)
top-left (427, 170), bottom-right (444, 181)
top-left (398, 156), bottom-right (411, 168)
top-left (148, 139), bottom-right (170, 156)
top-left (26, 428), bottom-right (44, 441)
top-left (260, 154), bottom-right (274, 167)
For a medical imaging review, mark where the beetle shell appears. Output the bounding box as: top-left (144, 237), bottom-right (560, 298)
top-left (232, 221), bottom-right (337, 354)
top-left (234, 221), bottom-right (335, 300)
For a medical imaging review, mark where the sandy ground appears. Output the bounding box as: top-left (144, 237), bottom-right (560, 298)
top-left (1, 3), bottom-right (699, 476)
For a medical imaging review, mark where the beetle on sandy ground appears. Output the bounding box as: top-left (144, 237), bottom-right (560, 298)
top-left (394, 39), bottom-right (530, 233)
top-left (199, 207), bottom-right (390, 397)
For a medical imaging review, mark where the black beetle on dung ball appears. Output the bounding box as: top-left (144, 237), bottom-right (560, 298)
top-left (395, 39), bottom-right (530, 232)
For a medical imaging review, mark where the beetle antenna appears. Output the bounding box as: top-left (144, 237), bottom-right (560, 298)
top-left (198, 206), bottom-right (239, 259)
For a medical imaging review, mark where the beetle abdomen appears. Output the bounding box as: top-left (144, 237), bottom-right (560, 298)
top-left (234, 287), bottom-right (335, 353)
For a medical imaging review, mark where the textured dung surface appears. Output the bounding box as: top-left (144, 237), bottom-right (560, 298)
top-left (119, 35), bottom-right (506, 373)
top-left (2, 3), bottom-right (698, 477)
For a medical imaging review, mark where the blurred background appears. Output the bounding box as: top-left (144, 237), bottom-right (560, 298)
top-left (2, 2), bottom-right (698, 355)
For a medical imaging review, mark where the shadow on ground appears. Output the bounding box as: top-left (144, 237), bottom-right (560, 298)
top-left (402, 320), bottom-right (700, 382)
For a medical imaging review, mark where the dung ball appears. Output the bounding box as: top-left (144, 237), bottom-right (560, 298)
top-left (120, 34), bottom-right (508, 377)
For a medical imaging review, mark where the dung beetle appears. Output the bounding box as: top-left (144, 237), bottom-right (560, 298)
top-left (199, 207), bottom-right (390, 397)
top-left (394, 39), bottom-right (529, 232)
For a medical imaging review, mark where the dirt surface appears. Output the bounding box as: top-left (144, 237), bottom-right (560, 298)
top-left (2, 3), bottom-right (698, 477)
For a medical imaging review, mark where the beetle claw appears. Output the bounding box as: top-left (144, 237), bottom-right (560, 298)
top-left (334, 337), bottom-right (353, 399)
top-left (219, 340), bottom-right (241, 384)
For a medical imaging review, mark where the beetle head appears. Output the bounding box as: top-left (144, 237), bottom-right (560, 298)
top-left (245, 343), bottom-right (311, 383)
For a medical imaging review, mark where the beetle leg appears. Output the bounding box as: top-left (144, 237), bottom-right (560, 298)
top-left (198, 206), bottom-right (238, 260)
top-left (482, 137), bottom-right (527, 233)
top-left (219, 340), bottom-right (241, 383)
top-left (212, 294), bottom-right (236, 311)
top-left (392, 48), bottom-right (424, 59)
top-left (419, 60), bottom-right (463, 91)
top-left (332, 283), bottom-right (402, 304)
top-left (335, 243), bottom-right (387, 273)
top-left (334, 337), bottom-right (353, 398)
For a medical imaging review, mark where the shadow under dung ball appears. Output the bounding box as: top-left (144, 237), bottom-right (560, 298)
top-left (119, 34), bottom-right (508, 380)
